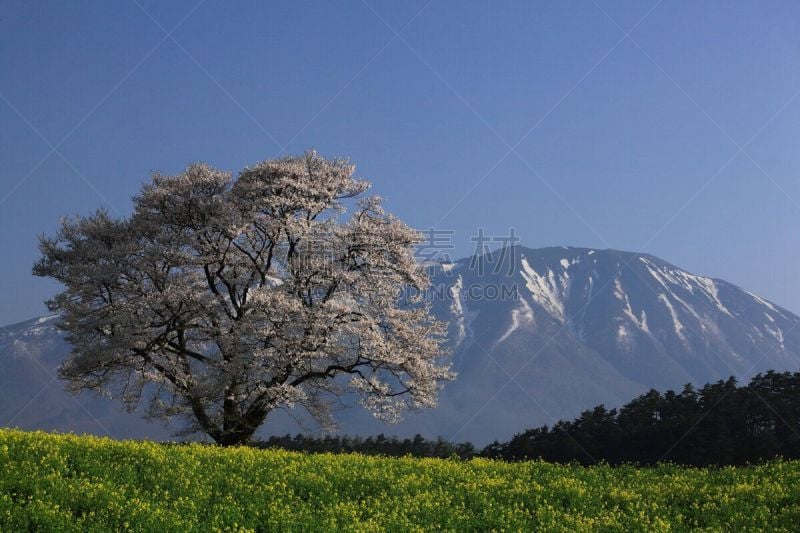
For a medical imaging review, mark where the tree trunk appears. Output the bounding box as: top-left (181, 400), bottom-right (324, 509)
top-left (212, 407), bottom-right (270, 446)
top-left (213, 426), bottom-right (258, 447)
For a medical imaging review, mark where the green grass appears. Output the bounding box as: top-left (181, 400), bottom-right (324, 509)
top-left (1, 429), bottom-right (799, 531)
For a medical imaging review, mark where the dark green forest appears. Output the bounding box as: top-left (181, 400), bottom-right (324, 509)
top-left (483, 370), bottom-right (800, 466)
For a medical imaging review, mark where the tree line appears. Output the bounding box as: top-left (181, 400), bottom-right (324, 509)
top-left (253, 370), bottom-right (800, 466)
top-left (251, 433), bottom-right (476, 460)
top-left (483, 370), bottom-right (800, 466)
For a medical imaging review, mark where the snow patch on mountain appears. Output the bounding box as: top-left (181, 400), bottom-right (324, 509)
top-left (764, 324), bottom-right (786, 349)
top-left (520, 256), bottom-right (567, 322)
top-left (617, 323), bottom-right (631, 345)
top-left (447, 276), bottom-right (479, 355)
top-left (640, 257), bottom-right (738, 323)
top-left (449, 275), bottom-right (466, 341)
top-left (614, 277), bottom-right (650, 334)
top-left (746, 290), bottom-right (789, 320)
top-left (669, 291), bottom-right (722, 338)
top-left (658, 293), bottom-right (687, 342)
top-left (264, 275), bottom-right (284, 288)
top-left (679, 272), bottom-right (733, 317)
top-left (497, 296), bottom-right (535, 345)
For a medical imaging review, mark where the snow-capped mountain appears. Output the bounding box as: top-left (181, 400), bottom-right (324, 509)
top-left (3, 246), bottom-right (800, 445)
top-left (410, 246), bottom-right (800, 443)
top-left (436, 246), bottom-right (800, 385)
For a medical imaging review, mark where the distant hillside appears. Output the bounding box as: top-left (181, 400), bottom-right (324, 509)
top-left (0, 315), bottom-right (171, 440)
top-left (3, 246), bottom-right (800, 445)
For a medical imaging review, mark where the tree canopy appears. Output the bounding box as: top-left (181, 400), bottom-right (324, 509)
top-left (34, 152), bottom-right (452, 445)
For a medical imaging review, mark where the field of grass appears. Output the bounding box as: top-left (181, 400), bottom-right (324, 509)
top-left (1, 429), bottom-right (799, 531)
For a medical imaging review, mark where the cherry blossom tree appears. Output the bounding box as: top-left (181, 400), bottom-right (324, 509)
top-left (34, 152), bottom-right (452, 445)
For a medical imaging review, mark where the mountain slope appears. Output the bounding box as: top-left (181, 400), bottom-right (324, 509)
top-left (409, 246), bottom-right (800, 443)
top-left (0, 315), bottom-right (171, 440)
top-left (2, 246), bottom-right (800, 445)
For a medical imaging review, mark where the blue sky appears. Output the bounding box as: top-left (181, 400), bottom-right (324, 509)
top-left (2, 0), bottom-right (800, 325)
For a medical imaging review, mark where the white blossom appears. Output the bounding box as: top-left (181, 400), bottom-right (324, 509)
top-left (34, 151), bottom-right (452, 445)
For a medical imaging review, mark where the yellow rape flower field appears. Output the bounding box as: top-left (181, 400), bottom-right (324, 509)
top-left (1, 429), bottom-right (799, 531)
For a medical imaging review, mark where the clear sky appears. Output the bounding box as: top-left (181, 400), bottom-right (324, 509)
top-left (2, 0), bottom-right (800, 325)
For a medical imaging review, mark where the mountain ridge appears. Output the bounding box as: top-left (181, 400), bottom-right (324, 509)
top-left (2, 245), bottom-right (800, 445)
